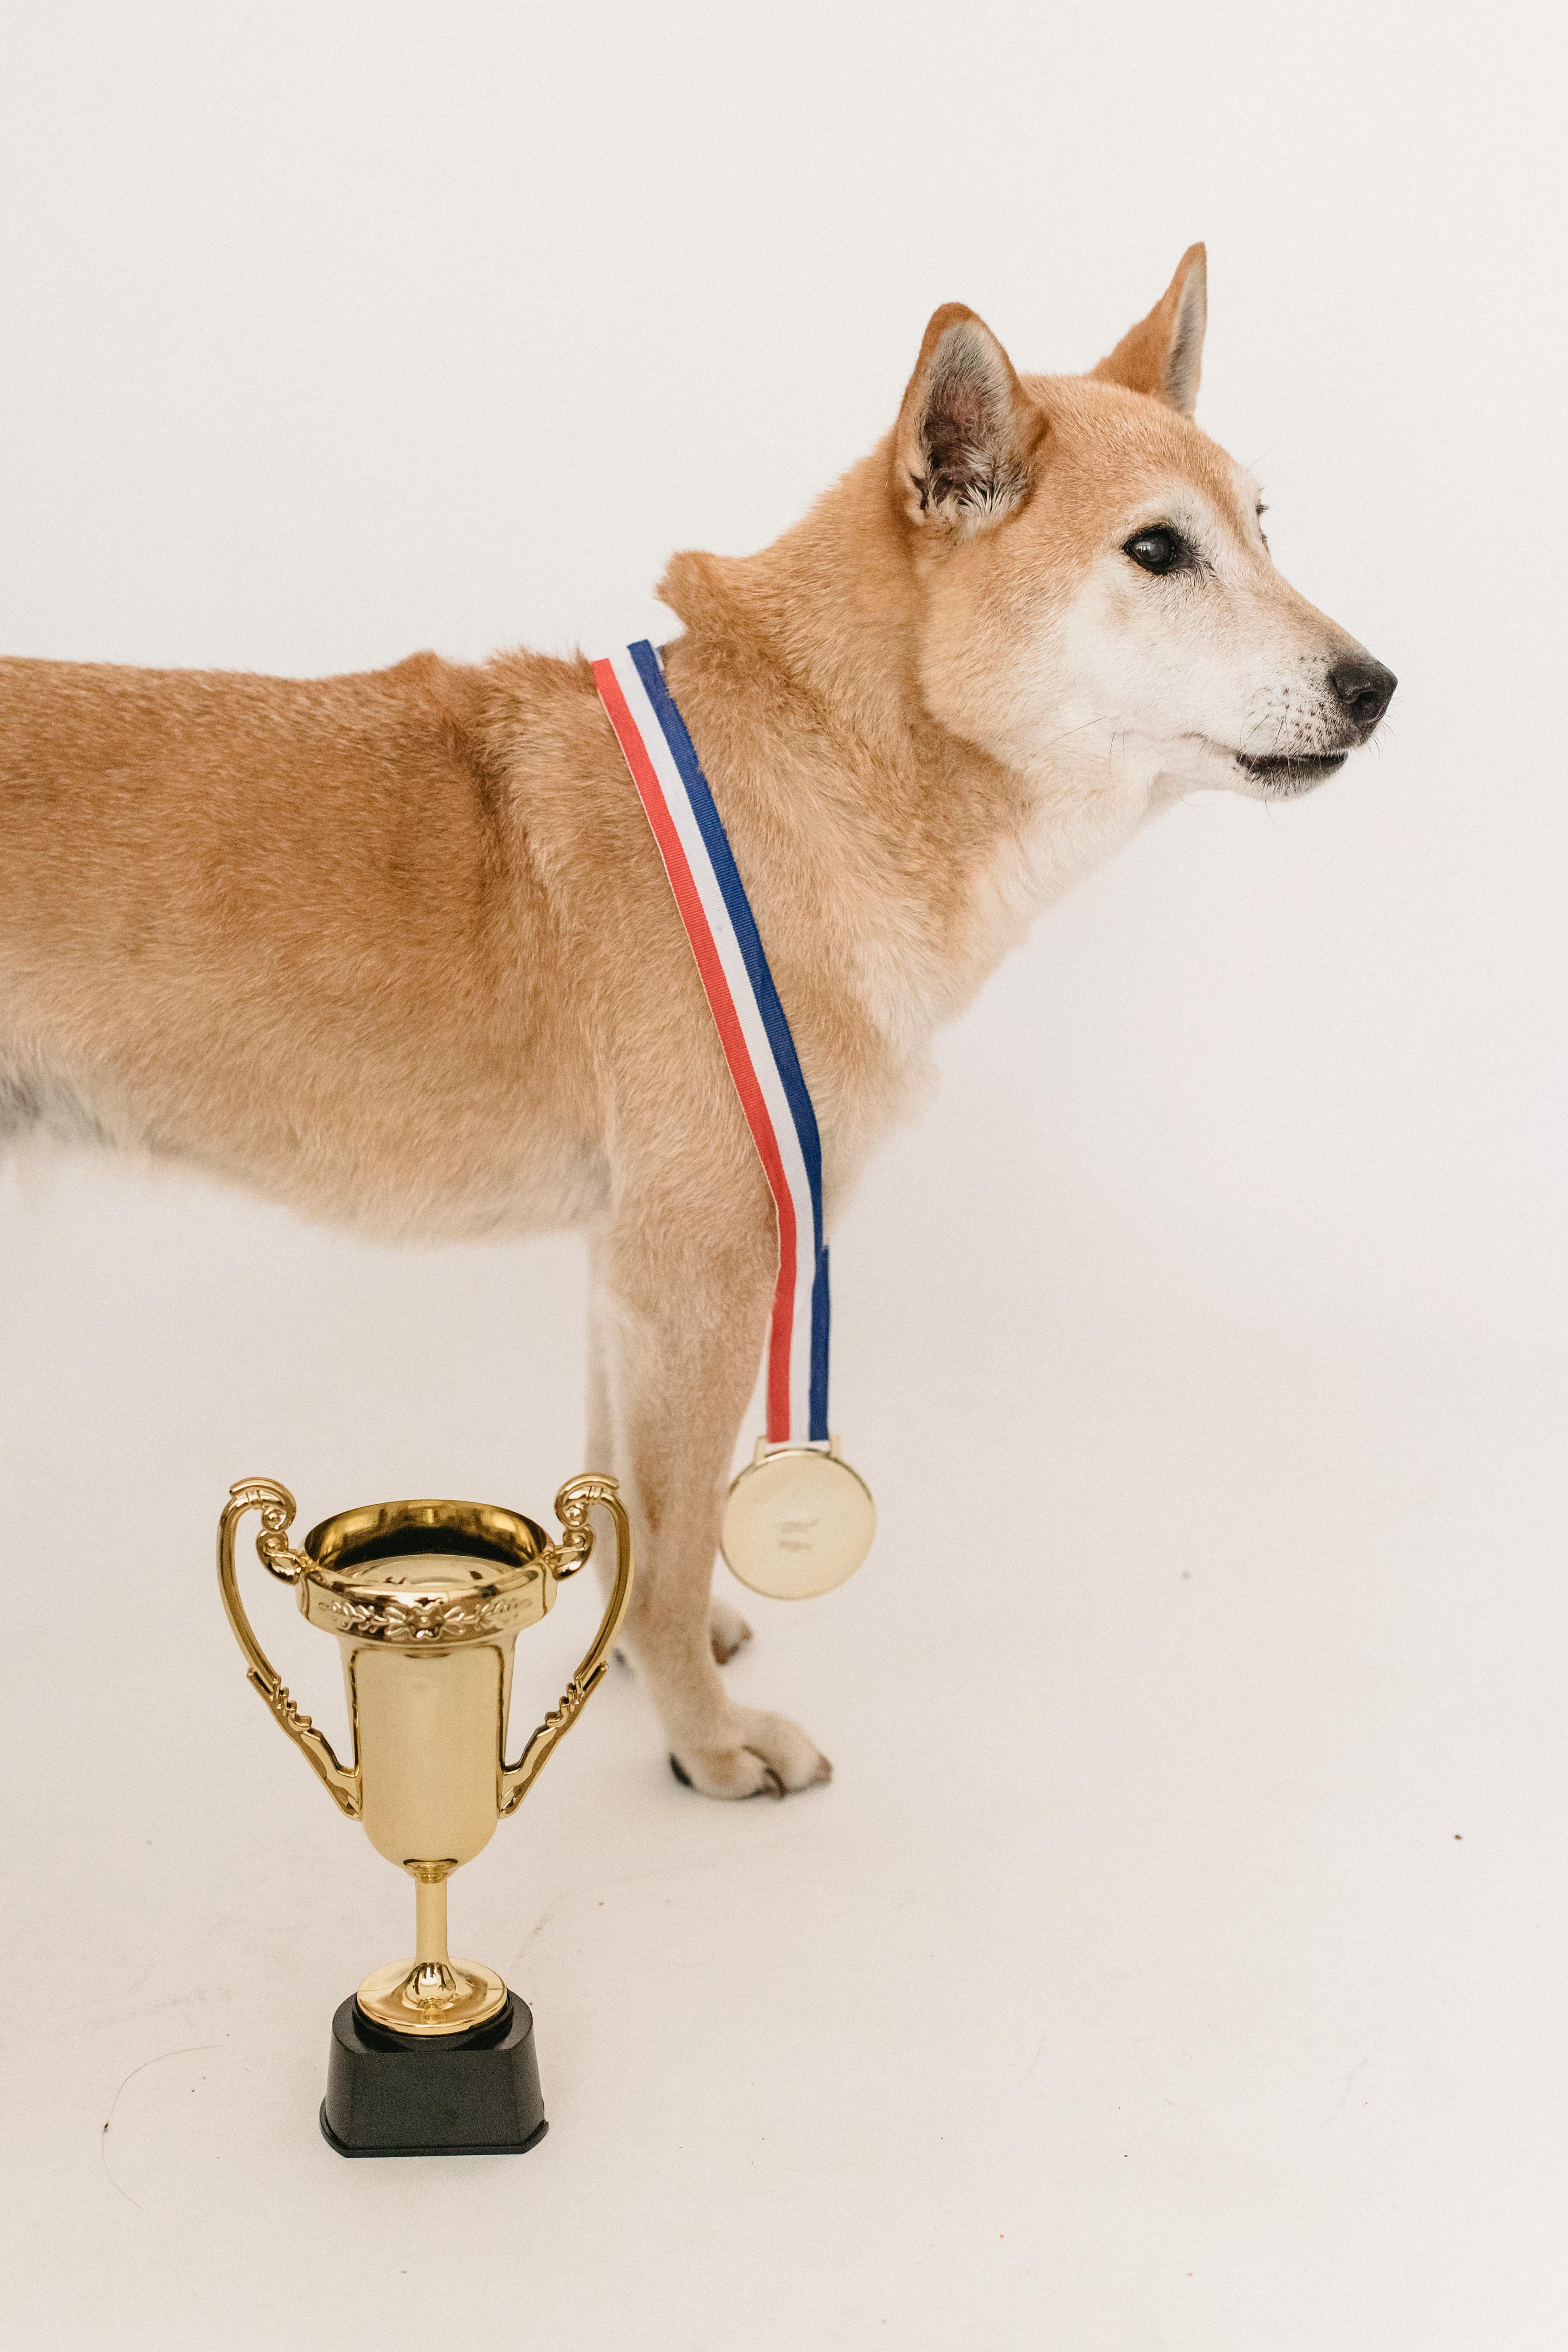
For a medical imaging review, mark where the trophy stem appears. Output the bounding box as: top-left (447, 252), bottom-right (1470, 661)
top-left (414, 1871), bottom-right (450, 1968)
top-left (356, 1859), bottom-right (506, 2038)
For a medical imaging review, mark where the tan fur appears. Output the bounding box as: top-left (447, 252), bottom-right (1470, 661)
top-left (0, 254), bottom-right (1392, 1796)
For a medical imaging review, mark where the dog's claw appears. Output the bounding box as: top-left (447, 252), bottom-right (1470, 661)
top-left (668, 1751), bottom-right (693, 1788)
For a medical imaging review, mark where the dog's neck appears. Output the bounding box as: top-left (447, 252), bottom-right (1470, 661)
top-left (655, 441), bottom-right (1152, 1079)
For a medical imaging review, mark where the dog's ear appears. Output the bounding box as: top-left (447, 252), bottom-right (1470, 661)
top-left (895, 304), bottom-right (1044, 534)
top-left (1091, 244), bottom-right (1207, 416)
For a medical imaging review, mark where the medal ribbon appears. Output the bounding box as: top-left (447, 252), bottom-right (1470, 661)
top-left (592, 641), bottom-right (830, 1445)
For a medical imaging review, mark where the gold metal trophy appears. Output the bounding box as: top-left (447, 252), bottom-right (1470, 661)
top-left (217, 1473), bottom-right (633, 2157)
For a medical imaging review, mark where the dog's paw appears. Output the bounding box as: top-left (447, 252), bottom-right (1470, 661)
top-left (669, 1707), bottom-right (831, 1800)
top-left (709, 1600), bottom-right (753, 1665)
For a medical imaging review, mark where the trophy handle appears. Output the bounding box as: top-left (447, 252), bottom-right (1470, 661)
top-left (499, 1472), bottom-right (635, 1815)
top-left (216, 1478), bottom-right (362, 1818)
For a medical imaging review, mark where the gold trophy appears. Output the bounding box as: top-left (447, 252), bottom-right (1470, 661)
top-left (217, 1473), bottom-right (632, 2157)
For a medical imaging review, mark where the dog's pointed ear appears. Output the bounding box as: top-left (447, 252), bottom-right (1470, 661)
top-left (1091, 244), bottom-right (1207, 416)
top-left (895, 304), bottom-right (1044, 534)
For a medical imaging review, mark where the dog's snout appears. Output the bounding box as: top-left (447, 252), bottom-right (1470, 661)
top-left (1328, 657), bottom-right (1397, 732)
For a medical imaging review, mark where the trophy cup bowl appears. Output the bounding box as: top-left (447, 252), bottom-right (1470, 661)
top-left (217, 1471), bottom-right (633, 2157)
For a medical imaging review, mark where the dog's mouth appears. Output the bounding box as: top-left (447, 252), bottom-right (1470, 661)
top-left (1233, 748), bottom-right (1348, 794)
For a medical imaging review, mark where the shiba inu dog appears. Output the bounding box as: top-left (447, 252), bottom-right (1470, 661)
top-left (0, 248), bottom-right (1394, 1797)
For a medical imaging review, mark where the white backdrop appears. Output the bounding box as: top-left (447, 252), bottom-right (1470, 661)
top-left (1, 7), bottom-right (1563, 2350)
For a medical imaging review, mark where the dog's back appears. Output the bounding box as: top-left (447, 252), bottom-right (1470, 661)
top-left (0, 649), bottom-right (612, 1231)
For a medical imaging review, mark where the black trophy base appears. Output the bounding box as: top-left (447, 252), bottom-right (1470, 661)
top-left (320, 1990), bottom-right (548, 2158)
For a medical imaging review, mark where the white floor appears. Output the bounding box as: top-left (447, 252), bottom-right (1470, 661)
top-left (2, 1111), bottom-right (1562, 2352)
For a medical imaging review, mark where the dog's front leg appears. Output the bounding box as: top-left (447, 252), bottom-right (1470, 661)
top-left (587, 1255), bottom-right (751, 1673)
top-left (587, 1219), bottom-right (830, 1799)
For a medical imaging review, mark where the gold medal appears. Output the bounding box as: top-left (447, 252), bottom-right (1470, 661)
top-left (720, 1437), bottom-right (875, 1601)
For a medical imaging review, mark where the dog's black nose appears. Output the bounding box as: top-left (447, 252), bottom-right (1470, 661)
top-left (1329, 657), bottom-right (1397, 731)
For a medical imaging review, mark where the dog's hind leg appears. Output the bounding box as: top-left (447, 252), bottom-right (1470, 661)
top-left (0, 1072), bottom-right (35, 1151)
top-left (587, 1215), bottom-right (829, 1799)
top-left (0, 1058), bottom-right (112, 1153)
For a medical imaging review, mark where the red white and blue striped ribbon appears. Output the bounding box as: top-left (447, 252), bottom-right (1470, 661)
top-left (593, 640), bottom-right (830, 1447)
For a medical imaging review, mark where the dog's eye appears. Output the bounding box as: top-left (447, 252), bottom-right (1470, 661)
top-left (1122, 526), bottom-right (1188, 575)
